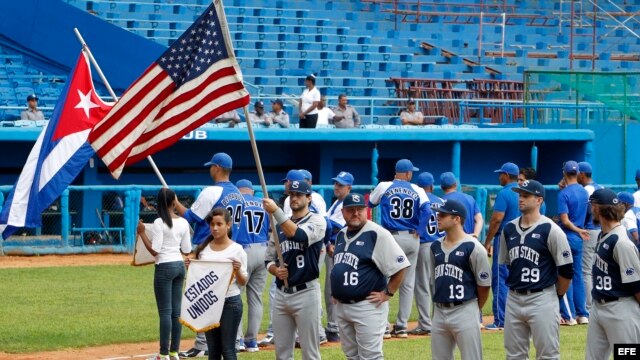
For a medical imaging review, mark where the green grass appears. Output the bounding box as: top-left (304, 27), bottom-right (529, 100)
top-left (0, 264), bottom-right (589, 359)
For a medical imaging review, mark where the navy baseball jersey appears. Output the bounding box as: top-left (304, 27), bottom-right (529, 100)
top-left (331, 221), bottom-right (410, 302)
top-left (368, 179), bottom-right (429, 231)
top-left (234, 193), bottom-right (269, 245)
top-left (499, 216), bottom-right (573, 290)
top-left (441, 191), bottom-right (481, 234)
top-left (557, 184), bottom-right (589, 240)
top-left (184, 181), bottom-right (245, 245)
top-left (592, 225), bottom-right (640, 300)
top-left (265, 212), bottom-right (326, 287)
top-left (419, 193), bottom-right (445, 243)
top-left (429, 237), bottom-right (491, 303)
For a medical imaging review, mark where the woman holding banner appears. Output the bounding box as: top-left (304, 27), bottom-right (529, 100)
top-left (137, 188), bottom-right (192, 360)
top-left (192, 207), bottom-right (248, 360)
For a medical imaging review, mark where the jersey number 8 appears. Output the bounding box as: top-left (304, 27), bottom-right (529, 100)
top-left (389, 197), bottom-right (414, 219)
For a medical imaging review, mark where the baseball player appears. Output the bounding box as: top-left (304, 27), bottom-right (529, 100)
top-left (368, 159), bottom-right (429, 338)
top-left (577, 161), bottom-right (604, 314)
top-left (499, 180), bottom-right (574, 359)
top-left (410, 171), bottom-right (444, 335)
top-left (263, 180), bottom-right (327, 360)
top-left (484, 162), bottom-right (521, 331)
top-left (234, 179), bottom-right (270, 352)
top-left (557, 160), bottom-right (590, 326)
top-left (618, 191), bottom-right (639, 243)
top-left (175, 152), bottom-right (245, 358)
top-left (429, 199), bottom-right (491, 360)
top-left (331, 193), bottom-right (410, 359)
top-left (518, 167), bottom-right (547, 215)
top-left (439, 172), bottom-right (484, 238)
top-left (323, 171), bottom-right (355, 342)
top-left (283, 169), bottom-right (327, 217)
top-left (585, 188), bottom-right (640, 360)
top-left (633, 169), bottom-right (640, 207)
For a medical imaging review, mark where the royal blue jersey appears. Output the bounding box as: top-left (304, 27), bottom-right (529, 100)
top-left (419, 193), bottom-right (445, 243)
top-left (493, 183), bottom-right (520, 233)
top-left (430, 237), bottom-right (491, 303)
top-left (557, 184), bottom-right (589, 240)
top-left (368, 179), bottom-right (429, 231)
top-left (442, 191), bottom-right (481, 234)
top-left (499, 216), bottom-right (573, 290)
top-left (234, 193), bottom-right (269, 245)
top-left (592, 225), bottom-right (640, 300)
top-left (184, 181), bottom-right (245, 245)
top-left (331, 221), bottom-right (410, 302)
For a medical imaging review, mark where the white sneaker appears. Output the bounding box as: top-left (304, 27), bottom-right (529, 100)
top-left (236, 339), bottom-right (246, 352)
top-left (560, 318), bottom-right (577, 326)
top-left (258, 333), bottom-right (274, 347)
top-left (576, 316), bottom-right (589, 325)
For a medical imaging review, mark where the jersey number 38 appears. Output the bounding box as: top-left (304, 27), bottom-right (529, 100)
top-left (389, 197), bottom-right (414, 219)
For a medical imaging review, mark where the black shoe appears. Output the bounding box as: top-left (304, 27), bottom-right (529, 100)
top-left (391, 325), bottom-right (408, 338)
top-left (408, 327), bottom-right (431, 336)
top-left (178, 348), bottom-right (208, 358)
top-left (326, 331), bottom-right (340, 343)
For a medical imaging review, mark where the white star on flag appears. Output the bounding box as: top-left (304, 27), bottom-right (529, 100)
top-left (75, 89), bottom-right (99, 118)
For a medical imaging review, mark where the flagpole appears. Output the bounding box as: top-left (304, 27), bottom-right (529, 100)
top-left (73, 28), bottom-right (169, 188)
top-left (242, 106), bottom-right (286, 284)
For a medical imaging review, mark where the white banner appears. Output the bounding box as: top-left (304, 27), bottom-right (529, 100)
top-left (180, 260), bottom-right (234, 332)
top-left (132, 223), bottom-right (155, 266)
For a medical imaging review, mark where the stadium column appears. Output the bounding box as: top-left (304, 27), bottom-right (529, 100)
top-left (452, 141), bottom-right (461, 189)
top-left (81, 159), bottom-right (102, 230)
top-left (583, 140), bottom-right (595, 176)
top-left (531, 143), bottom-right (538, 170)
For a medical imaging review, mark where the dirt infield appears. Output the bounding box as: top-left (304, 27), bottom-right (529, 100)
top-left (0, 253), bottom-right (132, 269)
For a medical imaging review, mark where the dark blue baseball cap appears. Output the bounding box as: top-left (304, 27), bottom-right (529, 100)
top-left (617, 191), bottom-right (634, 205)
top-left (282, 169), bottom-right (306, 182)
top-left (589, 188), bottom-right (619, 205)
top-left (578, 161), bottom-right (592, 174)
top-left (332, 171), bottom-right (354, 186)
top-left (512, 179), bottom-right (545, 199)
top-left (494, 162), bottom-right (519, 176)
top-left (417, 172), bottom-right (434, 187)
top-left (288, 180), bottom-right (312, 195)
top-left (563, 160), bottom-right (579, 174)
top-left (343, 193), bottom-right (366, 208)
top-left (396, 159), bottom-right (419, 173)
top-left (432, 199), bottom-right (467, 219)
top-left (204, 152), bottom-right (232, 168)
top-left (299, 169), bottom-right (312, 182)
top-left (439, 172), bottom-right (457, 188)
top-left (235, 179), bottom-right (253, 189)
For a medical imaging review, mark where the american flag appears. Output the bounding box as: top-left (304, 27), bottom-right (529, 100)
top-left (88, 0), bottom-right (250, 179)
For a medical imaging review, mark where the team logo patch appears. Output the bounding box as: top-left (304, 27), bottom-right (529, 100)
top-left (291, 181), bottom-right (300, 189)
top-left (479, 272), bottom-right (489, 280)
top-left (510, 236), bottom-right (518, 241)
top-left (603, 243), bottom-right (610, 250)
top-left (531, 233), bottom-right (540, 239)
top-left (612, 198), bottom-right (619, 204)
top-left (397, 256), bottom-right (406, 263)
top-left (522, 180), bottom-right (529, 187)
top-left (562, 250), bottom-right (570, 258)
top-left (351, 194), bottom-right (361, 202)
top-left (455, 251), bottom-right (464, 256)
top-left (626, 268), bottom-right (635, 276)
top-left (356, 241), bottom-right (364, 246)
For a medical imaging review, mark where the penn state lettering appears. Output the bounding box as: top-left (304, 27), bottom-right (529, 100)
top-left (275, 213), bottom-right (324, 287)
top-left (593, 233), bottom-right (631, 299)
top-left (431, 240), bottom-right (479, 303)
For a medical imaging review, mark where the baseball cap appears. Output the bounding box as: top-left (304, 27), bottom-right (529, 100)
top-left (204, 152), bottom-right (232, 168)
top-left (299, 169), bottom-right (312, 182)
top-left (288, 180), bottom-right (312, 195)
top-left (332, 171), bottom-right (354, 186)
top-left (635, 169), bottom-right (640, 180)
top-left (343, 193), bottom-right (366, 208)
top-left (589, 188), bottom-right (619, 205)
top-left (27, 94), bottom-right (38, 101)
top-left (272, 99), bottom-right (284, 107)
top-left (512, 179), bottom-right (545, 199)
top-left (439, 172), bottom-right (457, 188)
top-left (254, 100), bottom-right (264, 108)
top-left (432, 199), bottom-right (467, 219)
top-left (578, 161), bottom-right (592, 174)
top-left (563, 160), bottom-right (579, 174)
top-left (417, 172), bottom-right (434, 187)
top-left (235, 179), bottom-right (253, 189)
top-left (617, 191), bottom-right (634, 205)
top-left (281, 169), bottom-right (305, 182)
top-left (395, 159), bottom-right (419, 173)
top-left (494, 162), bottom-right (519, 176)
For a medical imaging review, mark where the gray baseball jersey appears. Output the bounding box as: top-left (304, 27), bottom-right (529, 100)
top-left (499, 216), bottom-right (573, 359)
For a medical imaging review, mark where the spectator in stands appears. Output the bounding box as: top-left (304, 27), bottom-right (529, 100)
top-left (331, 94), bottom-right (361, 128)
top-left (212, 109), bottom-right (240, 127)
top-left (316, 96), bottom-right (334, 126)
top-left (265, 99), bottom-right (289, 128)
top-left (299, 74), bottom-right (320, 128)
top-left (399, 100), bottom-right (425, 126)
top-left (20, 94), bottom-right (44, 120)
top-left (248, 100), bottom-right (268, 126)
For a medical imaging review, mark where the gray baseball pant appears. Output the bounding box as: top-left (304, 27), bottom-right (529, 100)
top-left (336, 300), bottom-right (388, 360)
top-left (324, 252), bottom-right (338, 332)
top-left (273, 280), bottom-right (321, 360)
top-left (317, 250), bottom-right (327, 340)
top-left (414, 242), bottom-right (433, 330)
top-left (432, 300), bottom-right (484, 360)
top-left (504, 286), bottom-right (560, 360)
top-left (193, 332), bottom-right (207, 351)
top-left (586, 297), bottom-right (640, 360)
top-left (582, 229), bottom-right (599, 311)
top-left (236, 243), bottom-right (268, 343)
top-left (392, 231), bottom-right (419, 328)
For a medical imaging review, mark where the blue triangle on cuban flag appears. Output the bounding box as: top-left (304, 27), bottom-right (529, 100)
top-left (0, 51), bottom-right (113, 239)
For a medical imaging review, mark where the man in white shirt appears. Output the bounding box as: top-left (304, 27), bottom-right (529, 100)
top-left (619, 191), bottom-right (639, 243)
top-left (316, 96), bottom-right (335, 126)
top-left (399, 100), bottom-right (425, 126)
top-left (248, 101), bottom-right (269, 126)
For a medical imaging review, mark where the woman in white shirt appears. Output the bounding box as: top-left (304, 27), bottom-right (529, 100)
top-left (137, 188), bottom-right (192, 360)
top-left (299, 74), bottom-right (321, 128)
top-left (193, 207), bottom-right (248, 360)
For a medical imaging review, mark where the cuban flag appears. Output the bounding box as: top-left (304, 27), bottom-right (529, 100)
top-left (0, 51), bottom-right (113, 239)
